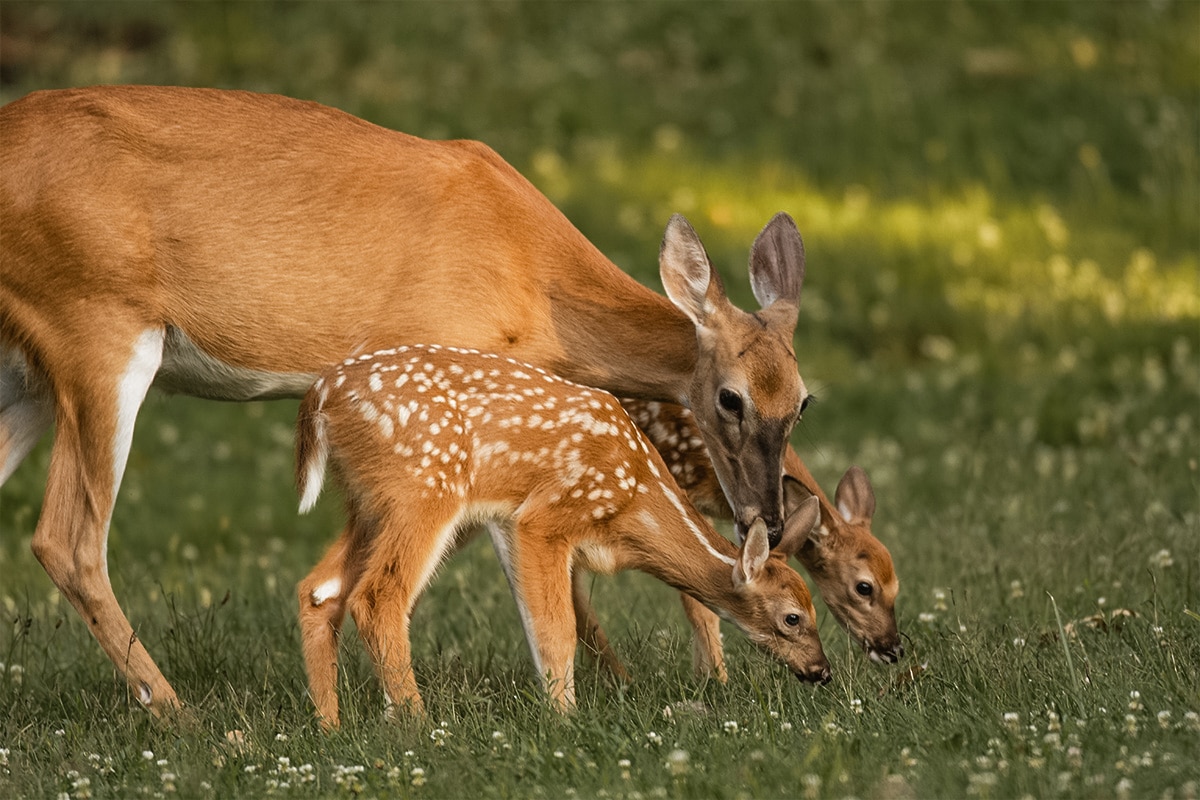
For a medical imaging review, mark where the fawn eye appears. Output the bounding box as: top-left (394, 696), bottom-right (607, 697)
top-left (784, 613), bottom-right (801, 627)
top-left (855, 582), bottom-right (873, 597)
top-left (799, 394), bottom-right (814, 416)
top-left (718, 389), bottom-right (744, 418)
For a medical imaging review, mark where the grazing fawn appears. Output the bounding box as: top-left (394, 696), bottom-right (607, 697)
top-left (600, 400), bottom-right (902, 680)
top-left (294, 345), bottom-right (829, 727)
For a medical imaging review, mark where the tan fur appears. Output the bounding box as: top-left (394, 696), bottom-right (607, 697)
top-left (0, 86), bottom-right (809, 714)
top-left (617, 399), bottom-right (903, 672)
top-left (293, 345), bottom-right (828, 728)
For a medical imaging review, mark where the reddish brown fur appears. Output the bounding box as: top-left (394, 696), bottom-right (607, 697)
top-left (293, 345), bottom-right (828, 726)
top-left (617, 399), bottom-right (903, 671)
top-left (0, 86), bottom-right (809, 714)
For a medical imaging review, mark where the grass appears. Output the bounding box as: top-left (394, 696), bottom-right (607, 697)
top-left (1, 2), bottom-right (1198, 798)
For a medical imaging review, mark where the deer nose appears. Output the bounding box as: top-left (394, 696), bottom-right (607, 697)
top-left (797, 662), bottom-right (831, 685)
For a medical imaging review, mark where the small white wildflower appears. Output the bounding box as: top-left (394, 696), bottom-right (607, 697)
top-left (244, 765), bottom-right (257, 774)
top-left (430, 727), bottom-right (449, 745)
top-left (1115, 777), bottom-right (1133, 797)
top-left (274, 733), bottom-right (289, 742)
top-left (618, 758), bottom-right (632, 780)
top-left (54, 729), bottom-right (65, 737)
top-left (1148, 549), bottom-right (1173, 569)
top-left (1124, 714), bottom-right (1138, 734)
top-left (1097, 596), bottom-right (1107, 607)
top-left (646, 731), bottom-right (662, 745)
top-left (933, 588), bottom-right (948, 611)
top-left (666, 749), bottom-right (689, 775)
top-left (1184, 711), bottom-right (1199, 731)
top-left (142, 751), bottom-right (154, 761)
top-left (156, 758), bottom-right (168, 767)
top-left (850, 698), bottom-right (863, 714)
top-left (1003, 712), bottom-right (1019, 730)
top-left (1128, 691), bottom-right (1143, 711)
top-left (492, 731), bottom-right (506, 742)
top-left (554, 750), bottom-right (564, 759)
top-left (199, 781), bottom-right (211, 791)
top-left (780, 721), bottom-right (793, 732)
top-left (1009, 580), bottom-right (1024, 599)
top-left (802, 773), bottom-right (822, 799)
top-left (723, 720), bottom-right (739, 734)
top-left (1012, 637), bottom-right (1026, 647)
top-left (410, 766), bottom-right (426, 787)
top-left (919, 612), bottom-right (936, 624)
top-left (1157, 710), bottom-right (1171, 729)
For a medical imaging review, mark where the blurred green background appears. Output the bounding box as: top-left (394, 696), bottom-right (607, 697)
top-left (1, 2), bottom-right (1197, 798)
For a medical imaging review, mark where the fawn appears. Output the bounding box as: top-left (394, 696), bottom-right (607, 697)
top-left (583, 400), bottom-right (902, 682)
top-left (294, 345), bottom-right (829, 727)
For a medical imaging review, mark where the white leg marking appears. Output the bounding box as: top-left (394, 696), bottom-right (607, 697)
top-left (114, 329), bottom-right (165, 506)
top-left (298, 382), bottom-right (330, 514)
top-left (310, 577), bottom-right (341, 607)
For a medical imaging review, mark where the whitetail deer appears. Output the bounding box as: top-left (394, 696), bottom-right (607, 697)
top-left (597, 400), bottom-right (902, 678)
top-left (294, 345), bottom-right (829, 727)
top-left (0, 86), bottom-right (810, 714)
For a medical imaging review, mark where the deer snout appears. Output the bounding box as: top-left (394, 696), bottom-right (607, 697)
top-left (796, 659), bottom-right (832, 685)
top-left (867, 640), bottom-right (904, 664)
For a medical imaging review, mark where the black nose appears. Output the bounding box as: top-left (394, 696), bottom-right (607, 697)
top-left (797, 664), bottom-right (831, 685)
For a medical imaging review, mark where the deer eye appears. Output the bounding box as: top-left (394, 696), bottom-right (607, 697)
top-left (855, 582), bottom-right (873, 597)
top-left (799, 394), bottom-right (815, 416)
top-left (784, 613), bottom-right (801, 627)
top-left (718, 389), bottom-right (744, 418)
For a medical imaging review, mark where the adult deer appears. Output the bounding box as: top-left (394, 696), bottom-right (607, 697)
top-left (0, 86), bottom-right (809, 715)
top-left (294, 345), bottom-right (828, 727)
top-left (607, 400), bottom-right (902, 678)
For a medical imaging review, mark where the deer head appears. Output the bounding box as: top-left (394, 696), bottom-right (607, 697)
top-left (660, 213), bottom-right (807, 547)
top-left (790, 468), bottom-right (903, 663)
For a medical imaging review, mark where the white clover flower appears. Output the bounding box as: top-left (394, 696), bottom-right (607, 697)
top-left (933, 588), bottom-right (948, 612)
top-left (665, 749), bottom-right (689, 775)
top-left (646, 731), bottom-right (662, 745)
top-left (618, 759), bottom-right (631, 768)
top-left (142, 751), bottom-right (154, 761)
top-left (492, 730), bottom-right (506, 742)
top-left (722, 720), bottom-right (738, 734)
top-left (1012, 637), bottom-right (1026, 647)
top-left (410, 766), bottom-right (426, 787)
top-left (1128, 691), bottom-right (1143, 712)
top-left (1124, 714), bottom-right (1138, 735)
top-left (918, 612), bottom-right (935, 624)
top-left (554, 750), bottom-right (564, 759)
top-left (1157, 710), bottom-right (1172, 729)
top-left (1149, 549), bottom-right (1174, 568)
top-left (850, 698), bottom-right (863, 714)
top-left (780, 721), bottom-right (793, 732)
top-left (1115, 777), bottom-right (1134, 798)
top-left (430, 727), bottom-right (449, 745)
top-left (1009, 580), bottom-right (1024, 599)
top-left (156, 758), bottom-right (168, 767)
top-left (1003, 712), bottom-right (1019, 730)
top-left (274, 733), bottom-right (289, 742)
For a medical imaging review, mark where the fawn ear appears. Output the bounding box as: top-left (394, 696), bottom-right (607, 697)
top-left (834, 465), bottom-right (875, 524)
top-left (733, 518), bottom-right (772, 588)
top-left (660, 214), bottom-right (727, 328)
top-left (776, 494), bottom-right (821, 559)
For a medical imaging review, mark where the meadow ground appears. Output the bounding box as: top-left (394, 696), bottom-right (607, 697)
top-left (1, 3), bottom-right (1197, 798)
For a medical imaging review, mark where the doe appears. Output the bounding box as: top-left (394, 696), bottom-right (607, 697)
top-left (294, 344), bottom-right (829, 727)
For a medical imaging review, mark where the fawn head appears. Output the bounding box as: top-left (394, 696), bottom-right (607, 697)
top-left (791, 467), bottom-right (903, 663)
top-left (725, 496), bottom-right (830, 684)
top-left (660, 213), bottom-right (807, 548)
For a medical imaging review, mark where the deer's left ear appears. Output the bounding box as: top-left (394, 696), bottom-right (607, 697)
top-left (733, 519), bottom-right (771, 588)
top-left (748, 212), bottom-right (805, 327)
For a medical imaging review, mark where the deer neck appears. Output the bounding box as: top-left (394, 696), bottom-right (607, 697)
top-left (620, 491), bottom-right (740, 613)
top-left (544, 269), bottom-right (696, 402)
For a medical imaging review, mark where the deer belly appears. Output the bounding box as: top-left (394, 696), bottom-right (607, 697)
top-left (154, 325), bottom-right (315, 401)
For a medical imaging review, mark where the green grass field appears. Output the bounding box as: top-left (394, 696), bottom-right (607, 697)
top-left (1, 2), bottom-right (1197, 798)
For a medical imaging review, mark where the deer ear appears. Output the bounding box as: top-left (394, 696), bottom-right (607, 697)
top-left (748, 212), bottom-right (805, 318)
top-left (776, 494), bottom-right (821, 558)
top-left (733, 518), bottom-right (771, 588)
top-left (834, 465), bottom-right (875, 523)
top-left (660, 214), bottom-right (726, 327)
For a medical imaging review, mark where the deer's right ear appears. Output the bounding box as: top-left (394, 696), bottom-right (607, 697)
top-left (776, 494), bottom-right (821, 558)
top-left (733, 518), bottom-right (772, 588)
top-left (835, 465), bottom-right (875, 523)
top-left (660, 214), bottom-right (725, 327)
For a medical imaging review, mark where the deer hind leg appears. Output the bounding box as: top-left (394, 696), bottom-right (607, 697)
top-left (297, 529), bottom-right (370, 730)
top-left (680, 592), bottom-right (728, 683)
top-left (571, 570), bottom-right (631, 683)
top-left (0, 346), bottom-right (54, 484)
top-left (348, 503), bottom-right (464, 720)
top-left (29, 327), bottom-right (179, 712)
top-left (489, 517), bottom-right (577, 711)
